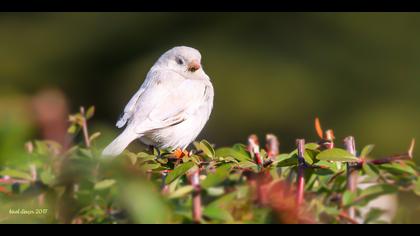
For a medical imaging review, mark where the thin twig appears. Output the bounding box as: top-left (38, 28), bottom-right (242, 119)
top-left (79, 106), bottom-right (90, 148)
top-left (0, 178), bottom-right (30, 184)
top-left (368, 139), bottom-right (415, 165)
top-left (338, 211), bottom-right (358, 224)
top-left (296, 139), bottom-right (306, 206)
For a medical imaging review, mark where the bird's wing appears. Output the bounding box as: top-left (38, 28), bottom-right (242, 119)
top-left (130, 69), bottom-right (204, 134)
top-left (116, 87), bottom-right (145, 128)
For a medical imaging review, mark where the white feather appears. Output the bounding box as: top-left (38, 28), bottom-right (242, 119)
top-left (102, 46), bottom-right (214, 157)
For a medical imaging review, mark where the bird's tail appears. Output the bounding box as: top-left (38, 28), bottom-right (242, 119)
top-left (102, 129), bottom-right (138, 158)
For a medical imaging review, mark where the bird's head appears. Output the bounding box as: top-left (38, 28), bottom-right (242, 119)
top-left (157, 46), bottom-right (205, 78)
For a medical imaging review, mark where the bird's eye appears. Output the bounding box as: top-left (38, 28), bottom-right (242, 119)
top-left (176, 57), bottom-right (184, 65)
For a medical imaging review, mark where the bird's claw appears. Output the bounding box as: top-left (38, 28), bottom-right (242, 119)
top-left (173, 148), bottom-right (188, 159)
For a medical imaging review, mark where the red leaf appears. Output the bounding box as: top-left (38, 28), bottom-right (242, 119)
top-left (315, 117), bottom-right (323, 139)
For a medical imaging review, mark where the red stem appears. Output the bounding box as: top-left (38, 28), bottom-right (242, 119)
top-left (190, 169), bottom-right (201, 223)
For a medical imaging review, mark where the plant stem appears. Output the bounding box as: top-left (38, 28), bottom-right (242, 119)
top-left (296, 139), bottom-right (305, 206)
top-left (368, 139), bottom-right (415, 165)
top-left (248, 134), bottom-right (263, 167)
top-left (79, 106), bottom-right (90, 148)
top-left (161, 170), bottom-right (169, 194)
top-left (325, 129), bottom-right (335, 149)
top-left (265, 133), bottom-right (279, 160)
top-left (368, 154), bottom-right (411, 165)
top-left (190, 169), bottom-right (201, 223)
top-left (344, 136), bottom-right (357, 219)
top-left (339, 211), bottom-right (358, 224)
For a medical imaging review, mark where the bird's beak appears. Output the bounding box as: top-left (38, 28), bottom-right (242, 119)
top-left (188, 60), bottom-right (201, 72)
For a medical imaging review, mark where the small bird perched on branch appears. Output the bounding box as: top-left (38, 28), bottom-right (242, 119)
top-left (102, 46), bottom-right (214, 157)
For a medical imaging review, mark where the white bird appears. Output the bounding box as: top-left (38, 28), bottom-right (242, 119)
top-left (102, 46), bottom-right (214, 157)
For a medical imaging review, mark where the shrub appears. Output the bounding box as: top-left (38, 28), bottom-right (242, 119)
top-left (0, 106), bottom-right (419, 224)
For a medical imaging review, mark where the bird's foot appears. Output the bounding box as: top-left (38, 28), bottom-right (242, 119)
top-left (173, 148), bottom-right (188, 159)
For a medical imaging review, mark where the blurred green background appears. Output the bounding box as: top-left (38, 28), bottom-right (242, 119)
top-left (1, 12), bottom-right (419, 153)
top-left (0, 12), bottom-right (419, 222)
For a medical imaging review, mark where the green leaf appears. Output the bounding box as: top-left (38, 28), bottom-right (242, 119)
top-left (165, 162), bottom-right (195, 185)
top-left (67, 124), bottom-right (78, 134)
top-left (201, 164), bottom-right (232, 189)
top-left (122, 180), bottom-right (171, 224)
top-left (303, 149), bottom-right (319, 165)
top-left (378, 163), bottom-right (417, 175)
top-left (203, 206), bottom-right (234, 222)
top-left (137, 153), bottom-right (156, 164)
top-left (216, 147), bottom-right (251, 162)
top-left (364, 208), bottom-right (386, 224)
top-left (360, 144), bottom-right (375, 157)
top-left (140, 163), bottom-right (161, 171)
top-left (362, 163), bottom-right (380, 178)
top-left (314, 160), bottom-right (338, 172)
top-left (207, 191), bottom-right (237, 209)
top-left (237, 161), bottom-right (258, 169)
top-left (199, 140), bottom-right (216, 159)
top-left (86, 106), bottom-right (95, 119)
top-left (79, 148), bottom-right (93, 158)
top-left (323, 207), bottom-right (340, 217)
top-left (342, 190), bottom-right (357, 207)
top-left (414, 178), bottom-right (420, 196)
top-left (358, 184), bottom-right (398, 203)
top-left (275, 154), bottom-right (298, 167)
top-left (34, 140), bottom-right (49, 155)
top-left (40, 169), bottom-right (55, 185)
top-left (89, 132), bottom-right (101, 142)
top-left (305, 143), bottom-right (320, 150)
top-left (0, 169), bottom-right (32, 181)
top-left (317, 148), bottom-right (359, 162)
top-left (94, 179), bottom-right (116, 190)
top-left (124, 151), bottom-right (138, 165)
top-left (168, 185), bottom-right (194, 199)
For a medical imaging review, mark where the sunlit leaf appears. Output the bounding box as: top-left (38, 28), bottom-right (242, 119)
top-left (89, 132), bottom-right (101, 142)
top-left (199, 140), bottom-right (216, 159)
top-left (168, 185), bottom-right (194, 199)
top-left (40, 169), bottom-right (55, 186)
top-left (86, 106), bottom-right (95, 119)
top-left (360, 144), bottom-right (375, 157)
top-left (67, 124), bottom-right (78, 134)
top-left (317, 148), bottom-right (359, 162)
top-left (94, 179), bottom-right (116, 190)
top-left (216, 147), bottom-right (251, 162)
top-left (0, 169), bottom-right (32, 181)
